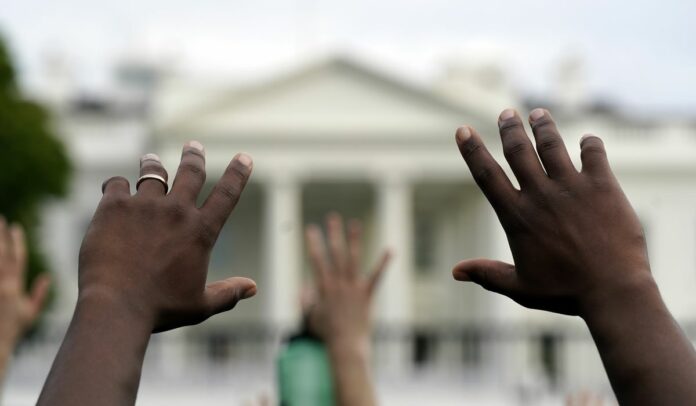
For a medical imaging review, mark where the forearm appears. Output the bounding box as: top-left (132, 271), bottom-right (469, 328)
top-left (38, 292), bottom-right (152, 406)
top-left (327, 338), bottom-right (377, 406)
top-left (0, 332), bottom-right (19, 394)
top-left (583, 275), bottom-right (696, 405)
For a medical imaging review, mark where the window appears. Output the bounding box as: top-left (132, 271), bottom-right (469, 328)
top-left (414, 214), bottom-right (435, 272)
top-left (539, 333), bottom-right (562, 387)
top-left (461, 330), bottom-right (482, 367)
top-left (206, 332), bottom-right (232, 363)
top-left (210, 223), bottom-right (234, 274)
top-left (412, 330), bottom-right (438, 368)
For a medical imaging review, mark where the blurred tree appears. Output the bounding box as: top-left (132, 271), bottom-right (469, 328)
top-left (0, 34), bottom-right (71, 318)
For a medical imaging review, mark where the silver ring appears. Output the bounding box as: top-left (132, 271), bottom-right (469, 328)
top-left (136, 174), bottom-right (169, 193)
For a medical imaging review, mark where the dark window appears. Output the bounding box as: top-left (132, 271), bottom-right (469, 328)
top-left (210, 223), bottom-right (234, 272)
top-left (414, 214), bottom-right (435, 272)
top-left (412, 331), bottom-right (437, 367)
top-left (206, 332), bottom-right (232, 363)
top-left (461, 330), bottom-right (482, 367)
top-left (539, 333), bottom-right (561, 387)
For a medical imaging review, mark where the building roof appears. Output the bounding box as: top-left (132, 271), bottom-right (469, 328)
top-left (153, 56), bottom-right (489, 142)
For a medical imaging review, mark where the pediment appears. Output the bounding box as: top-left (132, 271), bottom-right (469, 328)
top-left (156, 58), bottom-right (485, 141)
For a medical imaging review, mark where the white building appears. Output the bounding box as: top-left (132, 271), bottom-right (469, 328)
top-left (8, 55), bottom-right (696, 405)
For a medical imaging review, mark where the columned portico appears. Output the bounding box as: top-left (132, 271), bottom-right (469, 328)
top-left (375, 174), bottom-right (414, 371)
top-left (264, 175), bottom-right (302, 332)
top-left (375, 175), bottom-right (413, 324)
top-left (150, 57), bottom-right (499, 378)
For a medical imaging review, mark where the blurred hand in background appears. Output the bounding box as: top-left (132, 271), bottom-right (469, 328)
top-left (304, 213), bottom-right (391, 406)
top-left (565, 391), bottom-right (614, 406)
top-left (0, 218), bottom-right (50, 387)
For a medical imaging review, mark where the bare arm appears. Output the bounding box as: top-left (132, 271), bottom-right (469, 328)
top-left (0, 220), bottom-right (49, 391)
top-left (304, 213), bottom-right (391, 406)
top-left (38, 142), bottom-right (257, 405)
top-left (452, 108), bottom-right (696, 405)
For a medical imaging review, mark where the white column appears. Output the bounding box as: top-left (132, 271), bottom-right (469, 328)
top-left (375, 176), bottom-right (413, 372)
top-left (264, 177), bottom-right (302, 333)
top-left (650, 200), bottom-right (696, 320)
top-left (483, 206), bottom-right (519, 321)
top-left (480, 202), bottom-right (529, 387)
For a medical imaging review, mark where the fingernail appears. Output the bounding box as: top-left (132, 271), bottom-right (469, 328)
top-left (580, 133), bottom-right (594, 145)
top-left (187, 140), bottom-right (204, 153)
top-left (499, 108), bottom-right (516, 122)
top-left (456, 126), bottom-right (471, 144)
top-left (10, 223), bottom-right (23, 235)
top-left (453, 269), bottom-right (471, 281)
top-left (141, 153), bottom-right (161, 163)
top-left (241, 284), bottom-right (257, 299)
top-left (529, 108), bottom-right (546, 122)
top-left (236, 153), bottom-right (253, 169)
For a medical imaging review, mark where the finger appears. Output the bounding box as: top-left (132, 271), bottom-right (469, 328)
top-left (26, 274), bottom-right (51, 323)
top-left (299, 284), bottom-right (318, 313)
top-left (528, 108), bottom-right (576, 179)
top-left (170, 141), bottom-right (207, 203)
top-left (200, 153), bottom-right (253, 236)
top-left (326, 212), bottom-right (348, 275)
top-left (9, 224), bottom-right (27, 275)
top-left (347, 219), bottom-right (362, 278)
top-left (497, 109), bottom-right (546, 189)
top-left (101, 176), bottom-right (131, 197)
top-left (580, 134), bottom-right (612, 177)
top-left (367, 249), bottom-right (392, 295)
top-left (455, 126), bottom-right (518, 211)
top-left (0, 216), bottom-right (8, 265)
top-left (305, 224), bottom-right (330, 288)
top-left (203, 277), bottom-right (257, 317)
top-left (452, 258), bottom-right (522, 298)
top-left (136, 153), bottom-right (169, 196)
top-left (565, 394), bottom-right (576, 406)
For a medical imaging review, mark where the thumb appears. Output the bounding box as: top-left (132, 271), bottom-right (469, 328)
top-left (24, 274), bottom-right (51, 324)
top-left (452, 258), bottom-right (522, 297)
top-left (203, 277), bottom-right (257, 317)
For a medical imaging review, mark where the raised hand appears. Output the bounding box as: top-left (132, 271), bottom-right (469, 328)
top-left (79, 144), bottom-right (256, 332)
top-left (452, 108), bottom-right (650, 315)
top-left (304, 213), bottom-right (391, 406)
top-left (453, 108), bottom-right (696, 405)
top-left (0, 219), bottom-right (50, 385)
top-left (39, 142), bottom-right (256, 405)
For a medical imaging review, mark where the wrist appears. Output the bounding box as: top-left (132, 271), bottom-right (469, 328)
top-left (0, 322), bottom-right (22, 350)
top-left (580, 270), bottom-right (663, 323)
top-left (0, 333), bottom-right (18, 364)
top-left (76, 286), bottom-right (155, 334)
top-left (326, 335), bottom-right (371, 359)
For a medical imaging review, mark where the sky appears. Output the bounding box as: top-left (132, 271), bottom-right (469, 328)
top-left (0, 0), bottom-right (695, 115)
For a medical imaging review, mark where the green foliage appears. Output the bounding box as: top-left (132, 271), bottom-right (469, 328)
top-left (0, 35), bottom-right (16, 95)
top-left (0, 34), bottom-right (71, 308)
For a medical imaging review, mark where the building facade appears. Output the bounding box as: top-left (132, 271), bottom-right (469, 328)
top-left (13, 56), bottom-right (696, 403)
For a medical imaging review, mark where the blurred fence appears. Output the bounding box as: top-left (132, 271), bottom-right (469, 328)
top-left (10, 322), bottom-right (628, 384)
top-left (13, 321), bottom-right (680, 404)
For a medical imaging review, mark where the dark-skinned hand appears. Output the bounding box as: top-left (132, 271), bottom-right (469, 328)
top-left (79, 143), bottom-right (257, 332)
top-left (452, 108), bottom-right (696, 405)
top-left (452, 108), bottom-right (650, 316)
top-left (39, 141), bottom-right (257, 405)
